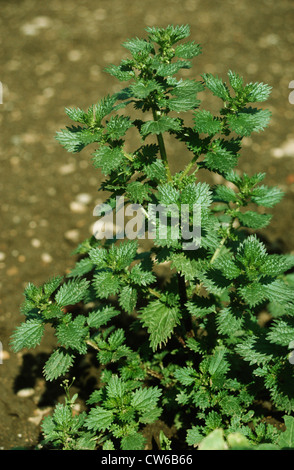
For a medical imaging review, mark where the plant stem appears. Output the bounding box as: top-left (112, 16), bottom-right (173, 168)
top-left (152, 109), bottom-right (172, 182)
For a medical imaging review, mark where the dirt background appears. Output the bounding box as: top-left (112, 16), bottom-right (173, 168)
top-left (0, 0), bottom-right (294, 450)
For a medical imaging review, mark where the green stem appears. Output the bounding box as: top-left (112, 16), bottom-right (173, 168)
top-left (152, 109), bottom-right (172, 182)
top-left (179, 155), bottom-right (198, 182)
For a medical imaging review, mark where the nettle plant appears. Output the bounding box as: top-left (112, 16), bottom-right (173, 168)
top-left (11, 25), bottom-right (294, 450)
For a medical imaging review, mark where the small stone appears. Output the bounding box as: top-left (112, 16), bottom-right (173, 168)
top-left (17, 388), bottom-right (35, 398)
top-left (41, 253), bottom-right (53, 264)
top-left (31, 238), bottom-right (41, 248)
top-left (70, 201), bottom-right (87, 214)
top-left (64, 229), bottom-right (80, 243)
top-left (76, 193), bottom-right (92, 205)
top-left (58, 163), bottom-right (76, 175)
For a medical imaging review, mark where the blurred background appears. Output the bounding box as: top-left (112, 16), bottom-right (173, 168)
top-left (0, 0), bottom-right (293, 449)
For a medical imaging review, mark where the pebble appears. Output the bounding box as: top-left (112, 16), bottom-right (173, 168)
top-left (64, 229), bottom-right (80, 243)
top-left (41, 253), bottom-right (53, 264)
top-left (17, 388), bottom-right (35, 398)
top-left (271, 138), bottom-right (294, 158)
top-left (76, 193), bottom-right (92, 205)
top-left (31, 238), bottom-right (41, 248)
top-left (69, 201), bottom-right (87, 214)
top-left (58, 162), bottom-right (76, 175)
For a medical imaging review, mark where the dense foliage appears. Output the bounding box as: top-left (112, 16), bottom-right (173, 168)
top-left (11, 25), bottom-right (294, 450)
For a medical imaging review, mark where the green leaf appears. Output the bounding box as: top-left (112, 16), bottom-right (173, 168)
top-left (106, 115), bottom-right (132, 140)
top-left (208, 347), bottom-right (228, 376)
top-left (202, 140), bottom-right (238, 173)
top-left (10, 319), bottom-right (45, 352)
top-left (56, 316), bottom-right (88, 353)
top-left (194, 110), bottom-right (222, 135)
top-left (251, 185), bottom-right (284, 207)
top-left (235, 335), bottom-right (273, 366)
top-left (186, 426), bottom-right (204, 446)
top-left (216, 307), bottom-right (244, 336)
top-left (174, 367), bottom-right (198, 386)
top-left (202, 73), bottom-right (230, 101)
top-left (92, 271), bottom-right (122, 298)
top-left (130, 80), bottom-right (162, 99)
top-left (141, 116), bottom-right (182, 136)
top-left (278, 416), bottom-right (294, 449)
top-left (123, 37), bottom-right (154, 55)
top-left (67, 258), bottom-right (94, 278)
top-left (121, 432), bottom-right (146, 450)
top-left (44, 349), bottom-right (75, 381)
top-left (157, 183), bottom-right (180, 205)
top-left (56, 126), bottom-right (103, 153)
top-left (139, 299), bottom-right (181, 351)
top-left (129, 264), bottom-right (156, 286)
top-left (126, 181), bottom-right (152, 204)
top-left (119, 285), bottom-right (138, 313)
top-left (85, 406), bottom-right (113, 431)
top-left (87, 306), bottom-right (120, 329)
top-left (131, 386), bottom-right (162, 411)
top-left (267, 319), bottom-right (294, 347)
top-left (237, 210), bottom-right (272, 229)
top-left (92, 146), bottom-right (125, 175)
top-left (198, 429), bottom-right (227, 450)
top-left (244, 81), bottom-right (272, 103)
top-left (55, 278), bottom-right (90, 306)
top-left (146, 24), bottom-right (191, 45)
top-left (227, 108), bottom-right (271, 136)
top-left (43, 276), bottom-right (63, 297)
top-left (174, 41), bottom-right (202, 59)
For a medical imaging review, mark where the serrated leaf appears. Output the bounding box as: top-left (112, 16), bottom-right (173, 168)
top-left (123, 37), bottom-right (154, 55)
top-left (267, 319), bottom-right (294, 347)
top-left (105, 115), bottom-right (132, 140)
top-left (55, 278), bottom-right (90, 306)
top-left (251, 185), bottom-right (284, 208)
top-left (56, 126), bottom-right (103, 153)
top-left (126, 181), bottom-right (152, 204)
top-left (56, 316), bottom-right (88, 353)
top-left (174, 41), bottom-right (202, 59)
top-left (67, 258), bottom-right (94, 278)
top-left (202, 73), bottom-right (230, 101)
top-left (139, 299), bottom-right (181, 351)
top-left (227, 108), bottom-right (271, 136)
top-left (174, 367), bottom-right (197, 386)
top-left (130, 264), bottom-right (156, 286)
top-left (130, 80), bottom-right (162, 99)
top-left (237, 210), bottom-right (272, 229)
top-left (244, 81), bottom-right (272, 103)
top-left (194, 110), bottom-right (222, 135)
top-left (10, 319), bottom-right (45, 352)
top-left (119, 285), bottom-right (138, 313)
top-left (87, 306), bottom-right (120, 329)
top-left (92, 271), bottom-right (122, 298)
top-left (43, 348), bottom-right (75, 381)
top-left (121, 432), bottom-right (146, 451)
top-left (216, 307), bottom-right (244, 336)
top-left (141, 116), bottom-right (181, 136)
top-left (92, 145), bottom-right (125, 175)
top-left (85, 406), bottom-right (113, 431)
top-left (43, 276), bottom-right (63, 297)
top-left (131, 386), bottom-right (162, 411)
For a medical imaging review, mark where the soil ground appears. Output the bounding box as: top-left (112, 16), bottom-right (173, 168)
top-left (0, 0), bottom-right (294, 450)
